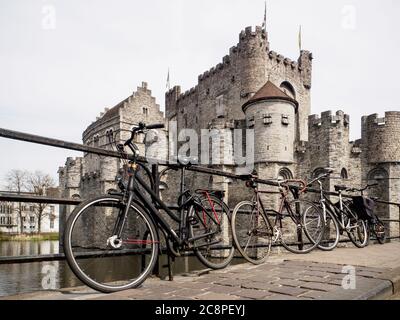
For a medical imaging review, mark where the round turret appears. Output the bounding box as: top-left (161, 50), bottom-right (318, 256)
top-left (242, 81), bottom-right (298, 163)
top-left (363, 112), bottom-right (400, 163)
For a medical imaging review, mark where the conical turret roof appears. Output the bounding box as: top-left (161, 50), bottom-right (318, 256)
top-left (242, 80), bottom-right (298, 112)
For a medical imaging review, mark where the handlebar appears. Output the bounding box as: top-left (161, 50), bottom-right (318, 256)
top-left (346, 183), bottom-right (378, 193)
top-left (123, 122), bottom-right (165, 154)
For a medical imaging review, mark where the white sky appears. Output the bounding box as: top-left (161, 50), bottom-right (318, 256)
top-left (1, 0), bottom-right (399, 187)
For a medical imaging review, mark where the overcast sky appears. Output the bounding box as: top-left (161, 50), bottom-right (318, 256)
top-left (1, 0), bottom-right (399, 187)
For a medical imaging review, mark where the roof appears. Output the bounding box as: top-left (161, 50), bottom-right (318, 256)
top-left (101, 97), bottom-right (128, 121)
top-left (242, 80), bottom-right (299, 112)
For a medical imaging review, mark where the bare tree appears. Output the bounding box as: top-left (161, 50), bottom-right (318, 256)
top-left (5, 169), bottom-right (28, 234)
top-left (27, 171), bottom-right (55, 234)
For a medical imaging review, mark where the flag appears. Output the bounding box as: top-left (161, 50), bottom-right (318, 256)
top-left (262, 1), bottom-right (267, 32)
top-left (298, 25), bottom-right (302, 52)
top-left (166, 68), bottom-right (170, 90)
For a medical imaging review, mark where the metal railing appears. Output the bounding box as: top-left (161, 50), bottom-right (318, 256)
top-left (1, 126), bottom-right (400, 268)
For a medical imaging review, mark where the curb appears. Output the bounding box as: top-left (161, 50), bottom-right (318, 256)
top-left (383, 266), bottom-right (400, 296)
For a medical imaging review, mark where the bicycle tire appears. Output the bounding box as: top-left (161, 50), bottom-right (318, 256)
top-left (317, 209), bottom-right (340, 251)
top-left (64, 195), bottom-right (159, 293)
top-left (280, 199), bottom-right (325, 254)
top-left (188, 194), bottom-right (234, 270)
top-left (231, 201), bottom-right (272, 265)
top-left (342, 202), bottom-right (368, 248)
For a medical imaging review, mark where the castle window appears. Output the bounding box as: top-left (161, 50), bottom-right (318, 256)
top-left (143, 107), bottom-right (149, 116)
top-left (216, 95), bottom-right (225, 118)
top-left (183, 114), bottom-right (188, 127)
top-left (247, 116), bottom-right (255, 128)
top-left (368, 168), bottom-right (388, 181)
top-left (93, 135), bottom-right (99, 148)
top-left (263, 114), bottom-right (272, 125)
top-left (281, 114), bottom-right (289, 125)
top-left (341, 168), bottom-right (348, 180)
top-left (278, 168), bottom-right (293, 181)
top-left (280, 82), bottom-right (296, 99)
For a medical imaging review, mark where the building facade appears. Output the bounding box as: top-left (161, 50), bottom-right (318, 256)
top-left (0, 193), bottom-right (59, 234)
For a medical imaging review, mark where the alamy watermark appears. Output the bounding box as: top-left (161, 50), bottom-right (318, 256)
top-left (41, 264), bottom-right (57, 290)
top-left (144, 121), bottom-right (255, 174)
top-left (41, 2), bottom-right (56, 30)
top-left (341, 265), bottom-right (356, 290)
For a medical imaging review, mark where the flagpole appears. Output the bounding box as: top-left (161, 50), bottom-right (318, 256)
top-left (262, 1), bottom-right (267, 32)
top-left (298, 25), bottom-right (302, 54)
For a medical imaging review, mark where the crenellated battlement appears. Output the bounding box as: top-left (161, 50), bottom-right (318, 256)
top-left (364, 111), bottom-right (400, 127)
top-left (309, 110), bottom-right (349, 128)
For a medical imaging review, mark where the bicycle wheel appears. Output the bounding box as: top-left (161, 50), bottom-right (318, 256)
top-left (316, 209), bottom-right (340, 251)
top-left (280, 200), bottom-right (325, 254)
top-left (373, 220), bottom-right (386, 244)
top-left (64, 195), bottom-right (159, 293)
top-left (188, 194), bottom-right (234, 269)
top-left (231, 201), bottom-right (272, 265)
top-left (343, 202), bottom-right (368, 248)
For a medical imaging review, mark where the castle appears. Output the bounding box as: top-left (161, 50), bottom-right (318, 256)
top-left (58, 25), bottom-right (400, 239)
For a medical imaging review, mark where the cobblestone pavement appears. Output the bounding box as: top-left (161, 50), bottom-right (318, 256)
top-left (3, 242), bottom-right (400, 300)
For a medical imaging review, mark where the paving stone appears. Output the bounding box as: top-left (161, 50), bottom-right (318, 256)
top-left (268, 285), bottom-right (308, 297)
top-left (263, 294), bottom-right (306, 300)
top-left (214, 278), bottom-right (242, 287)
top-left (275, 279), bottom-right (303, 288)
top-left (277, 273), bottom-right (301, 280)
top-left (173, 288), bottom-right (206, 297)
top-left (300, 276), bottom-right (330, 283)
top-left (299, 290), bottom-right (329, 300)
top-left (195, 292), bottom-right (240, 300)
top-left (233, 288), bottom-right (272, 300)
top-left (180, 282), bottom-right (212, 290)
top-left (357, 271), bottom-right (385, 279)
top-left (326, 279), bottom-right (344, 286)
top-left (298, 282), bottom-right (339, 292)
top-left (206, 285), bottom-right (240, 294)
top-left (240, 281), bottom-right (275, 291)
top-left (302, 270), bottom-right (329, 278)
top-left (325, 273), bottom-right (346, 280)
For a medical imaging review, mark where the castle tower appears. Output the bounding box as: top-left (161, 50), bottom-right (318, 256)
top-left (361, 112), bottom-right (400, 238)
top-left (242, 80), bottom-right (298, 164)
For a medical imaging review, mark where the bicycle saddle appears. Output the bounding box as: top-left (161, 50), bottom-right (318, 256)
top-left (334, 185), bottom-right (348, 192)
top-left (177, 155), bottom-right (198, 166)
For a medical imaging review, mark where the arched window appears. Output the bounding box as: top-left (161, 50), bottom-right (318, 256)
top-left (278, 168), bottom-right (293, 181)
top-left (312, 167), bottom-right (327, 179)
top-left (341, 168), bottom-right (348, 180)
top-left (93, 135), bottom-right (99, 148)
top-left (280, 81), bottom-right (296, 99)
top-left (368, 168), bottom-right (388, 182)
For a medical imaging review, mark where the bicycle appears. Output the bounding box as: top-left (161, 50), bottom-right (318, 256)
top-left (344, 184), bottom-right (386, 245)
top-left (305, 170), bottom-right (368, 251)
top-left (63, 122), bottom-right (234, 293)
top-left (231, 175), bottom-right (325, 265)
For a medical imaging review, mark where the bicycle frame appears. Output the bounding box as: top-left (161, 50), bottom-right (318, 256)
top-left (317, 184), bottom-right (358, 231)
top-left (252, 185), bottom-right (302, 234)
top-left (113, 163), bottom-right (222, 249)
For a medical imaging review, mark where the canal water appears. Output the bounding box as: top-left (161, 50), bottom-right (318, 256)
top-left (0, 240), bottom-right (243, 297)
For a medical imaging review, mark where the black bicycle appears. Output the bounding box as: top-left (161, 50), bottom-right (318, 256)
top-left (305, 170), bottom-right (368, 251)
top-left (344, 184), bottom-right (386, 245)
top-left (63, 122), bottom-right (234, 293)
